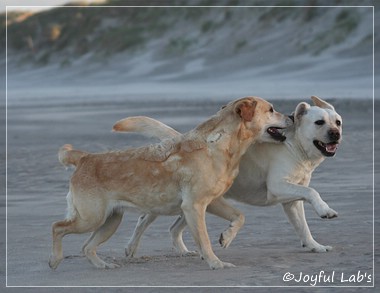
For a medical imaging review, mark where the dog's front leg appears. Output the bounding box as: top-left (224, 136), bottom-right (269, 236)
top-left (268, 180), bottom-right (338, 219)
top-left (170, 198), bottom-right (244, 252)
top-left (206, 197), bottom-right (245, 249)
top-left (282, 200), bottom-right (332, 252)
top-left (181, 199), bottom-right (235, 269)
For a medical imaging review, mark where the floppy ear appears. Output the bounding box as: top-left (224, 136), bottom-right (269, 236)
top-left (311, 95), bottom-right (335, 110)
top-left (295, 102), bottom-right (310, 120)
top-left (235, 100), bottom-right (257, 122)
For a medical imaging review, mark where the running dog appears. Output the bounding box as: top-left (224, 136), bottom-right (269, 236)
top-left (49, 96), bottom-right (292, 270)
top-left (114, 96), bottom-right (342, 257)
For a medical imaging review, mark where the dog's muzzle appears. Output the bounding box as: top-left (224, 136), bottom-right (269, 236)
top-left (267, 127), bottom-right (286, 142)
top-left (313, 140), bottom-right (340, 157)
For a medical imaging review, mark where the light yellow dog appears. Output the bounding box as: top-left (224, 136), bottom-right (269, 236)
top-left (49, 97), bottom-right (292, 270)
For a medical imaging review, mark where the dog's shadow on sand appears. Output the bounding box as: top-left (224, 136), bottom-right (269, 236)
top-left (64, 251), bottom-right (200, 268)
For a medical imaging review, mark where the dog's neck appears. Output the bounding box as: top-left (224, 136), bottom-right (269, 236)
top-left (195, 117), bottom-right (257, 174)
top-left (229, 122), bottom-right (257, 157)
top-left (284, 130), bottom-right (325, 169)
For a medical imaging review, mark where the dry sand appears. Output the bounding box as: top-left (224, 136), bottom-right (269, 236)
top-left (3, 95), bottom-right (377, 291)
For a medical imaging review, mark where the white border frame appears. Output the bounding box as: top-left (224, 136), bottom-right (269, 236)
top-left (5, 4), bottom-right (375, 288)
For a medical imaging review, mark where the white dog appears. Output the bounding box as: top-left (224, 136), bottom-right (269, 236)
top-left (113, 96), bottom-right (342, 256)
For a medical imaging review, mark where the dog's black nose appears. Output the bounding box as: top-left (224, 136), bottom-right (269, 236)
top-left (328, 129), bottom-right (340, 141)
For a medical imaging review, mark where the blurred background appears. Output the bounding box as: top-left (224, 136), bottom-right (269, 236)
top-left (1, 0), bottom-right (377, 105)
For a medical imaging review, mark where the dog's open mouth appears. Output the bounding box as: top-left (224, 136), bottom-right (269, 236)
top-left (267, 127), bottom-right (286, 142)
top-left (313, 140), bottom-right (339, 157)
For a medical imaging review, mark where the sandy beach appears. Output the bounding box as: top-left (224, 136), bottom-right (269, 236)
top-left (4, 94), bottom-right (375, 289)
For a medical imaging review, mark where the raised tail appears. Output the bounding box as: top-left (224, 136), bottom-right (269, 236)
top-left (112, 116), bottom-right (181, 141)
top-left (58, 144), bottom-right (87, 167)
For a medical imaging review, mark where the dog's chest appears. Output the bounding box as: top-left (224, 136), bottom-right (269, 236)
top-left (287, 163), bottom-right (314, 185)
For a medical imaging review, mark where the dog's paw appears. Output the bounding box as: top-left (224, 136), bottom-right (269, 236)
top-left (125, 247), bottom-right (136, 258)
top-left (311, 245), bottom-right (333, 253)
top-left (315, 203), bottom-right (338, 219)
top-left (104, 262), bottom-right (120, 269)
top-left (86, 253), bottom-right (121, 269)
top-left (48, 255), bottom-right (62, 270)
top-left (219, 230), bottom-right (236, 249)
top-left (320, 207), bottom-right (338, 219)
top-left (209, 259), bottom-right (236, 270)
top-left (181, 250), bottom-right (198, 257)
top-left (172, 240), bottom-right (192, 256)
top-left (303, 242), bottom-right (333, 252)
top-left (221, 261), bottom-right (236, 269)
top-left (93, 260), bottom-right (120, 269)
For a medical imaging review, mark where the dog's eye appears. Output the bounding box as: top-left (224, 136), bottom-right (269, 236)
top-left (269, 107), bottom-right (274, 113)
top-left (315, 120), bottom-right (325, 125)
top-left (336, 120), bottom-right (341, 126)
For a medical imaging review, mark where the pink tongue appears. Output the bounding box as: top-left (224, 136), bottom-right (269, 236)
top-left (326, 144), bottom-right (337, 153)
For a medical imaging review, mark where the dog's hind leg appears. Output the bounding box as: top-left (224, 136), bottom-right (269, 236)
top-left (169, 214), bottom-right (197, 256)
top-left (49, 191), bottom-right (115, 270)
top-left (81, 210), bottom-right (123, 254)
top-left (49, 215), bottom-right (102, 270)
top-left (82, 211), bottom-right (123, 268)
top-left (49, 219), bottom-right (74, 270)
top-left (125, 213), bottom-right (157, 258)
top-left (282, 201), bottom-right (332, 252)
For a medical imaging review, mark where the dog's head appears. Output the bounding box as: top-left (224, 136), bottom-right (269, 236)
top-left (232, 97), bottom-right (293, 143)
top-left (294, 96), bottom-right (342, 158)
